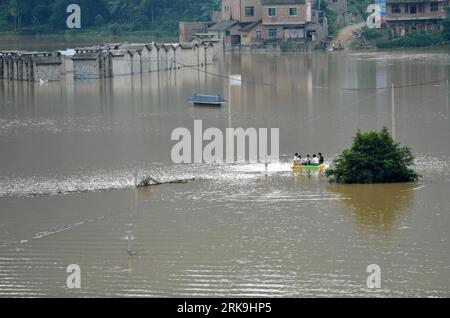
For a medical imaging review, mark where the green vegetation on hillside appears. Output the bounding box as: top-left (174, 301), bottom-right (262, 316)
top-left (313, 0), bottom-right (337, 35)
top-left (376, 30), bottom-right (445, 48)
top-left (348, 0), bottom-right (371, 22)
top-left (312, 0), bottom-right (368, 36)
top-left (360, 27), bottom-right (389, 40)
top-left (0, 0), bottom-right (220, 36)
top-left (326, 127), bottom-right (419, 184)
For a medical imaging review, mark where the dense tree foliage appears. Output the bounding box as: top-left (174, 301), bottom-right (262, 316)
top-left (326, 127), bottom-right (419, 184)
top-left (0, 0), bottom-right (220, 34)
top-left (347, 0), bottom-right (371, 21)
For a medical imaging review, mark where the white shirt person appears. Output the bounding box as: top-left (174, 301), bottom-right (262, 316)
top-left (311, 155), bottom-right (320, 165)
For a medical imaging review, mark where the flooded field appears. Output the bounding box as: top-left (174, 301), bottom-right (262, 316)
top-left (0, 48), bottom-right (449, 297)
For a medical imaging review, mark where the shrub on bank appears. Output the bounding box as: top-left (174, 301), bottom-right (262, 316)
top-left (361, 27), bottom-right (390, 40)
top-left (376, 30), bottom-right (444, 48)
top-left (326, 127), bottom-right (419, 184)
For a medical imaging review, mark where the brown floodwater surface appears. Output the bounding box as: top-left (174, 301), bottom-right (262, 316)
top-left (0, 47), bottom-right (449, 297)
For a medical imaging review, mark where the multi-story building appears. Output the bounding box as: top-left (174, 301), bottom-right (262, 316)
top-left (261, 0), bottom-right (309, 40)
top-left (386, 0), bottom-right (447, 35)
top-left (221, 0), bottom-right (263, 22)
top-left (208, 0), bottom-right (327, 48)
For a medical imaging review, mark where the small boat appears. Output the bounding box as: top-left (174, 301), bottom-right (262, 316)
top-left (291, 164), bottom-right (328, 171)
top-left (188, 94), bottom-right (227, 106)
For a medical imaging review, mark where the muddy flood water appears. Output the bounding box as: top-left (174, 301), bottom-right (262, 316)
top-left (0, 48), bottom-right (449, 297)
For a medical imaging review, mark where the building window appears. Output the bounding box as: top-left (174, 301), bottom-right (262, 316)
top-left (391, 4), bottom-right (401, 14)
top-left (289, 7), bottom-right (298, 16)
top-left (418, 3), bottom-right (425, 12)
top-left (245, 6), bottom-right (255, 16)
top-left (430, 3), bottom-right (439, 12)
top-left (410, 4), bottom-right (417, 14)
top-left (225, 31), bottom-right (231, 36)
top-left (256, 31), bottom-right (262, 39)
top-left (268, 8), bottom-right (276, 16)
top-left (269, 28), bottom-right (277, 38)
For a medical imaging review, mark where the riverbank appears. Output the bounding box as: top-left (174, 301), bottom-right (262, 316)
top-left (349, 27), bottom-right (450, 51)
top-left (334, 22), bottom-right (366, 51)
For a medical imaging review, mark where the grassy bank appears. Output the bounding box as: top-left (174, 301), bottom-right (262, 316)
top-left (354, 24), bottom-right (450, 50)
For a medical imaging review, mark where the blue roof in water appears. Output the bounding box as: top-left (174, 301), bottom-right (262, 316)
top-left (189, 94), bottom-right (226, 104)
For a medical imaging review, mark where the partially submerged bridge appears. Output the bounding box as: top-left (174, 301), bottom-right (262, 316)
top-left (0, 41), bottom-right (217, 82)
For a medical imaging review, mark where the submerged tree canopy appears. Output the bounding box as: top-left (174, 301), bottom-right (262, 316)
top-left (326, 127), bottom-right (419, 184)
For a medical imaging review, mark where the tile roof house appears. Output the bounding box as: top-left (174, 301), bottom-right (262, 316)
top-left (208, 0), bottom-right (327, 47)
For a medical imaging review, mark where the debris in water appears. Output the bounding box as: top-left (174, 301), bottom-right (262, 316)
top-left (137, 176), bottom-right (195, 188)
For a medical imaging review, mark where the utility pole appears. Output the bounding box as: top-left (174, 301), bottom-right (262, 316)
top-left (391, 83), bottom-right (396, 140)
top-left (226, 60), bottom-right (232, 164)
top-left (228, 73), bottom-right (232, 129)
top-left (446, 79), bottom-right (449, 119)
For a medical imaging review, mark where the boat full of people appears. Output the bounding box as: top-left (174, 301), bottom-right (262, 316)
top-left (291, 153), bottom-right (328, 171)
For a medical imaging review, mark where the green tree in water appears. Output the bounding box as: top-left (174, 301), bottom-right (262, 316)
top-left (326, 127), bottom-right (419, 184)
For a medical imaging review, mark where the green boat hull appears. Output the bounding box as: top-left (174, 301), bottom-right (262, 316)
top-left (291, 164), bottom-right (326, 170)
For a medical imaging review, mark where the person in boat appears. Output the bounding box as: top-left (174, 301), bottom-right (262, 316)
top-left (293, 153), bottom-right (301, 165)
top-left (318, 153), bottom-right (324, 165)
top-left (303, 155), bottom-right (311, 165)
top-left (311, 154), bottom-right (320, 166)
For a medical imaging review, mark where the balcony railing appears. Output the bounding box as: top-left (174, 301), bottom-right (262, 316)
top-left (386, 12), bottom-right (446, 20)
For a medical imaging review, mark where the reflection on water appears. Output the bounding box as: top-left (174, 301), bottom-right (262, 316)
top-left (328, 183), bottom-right (415, 235)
